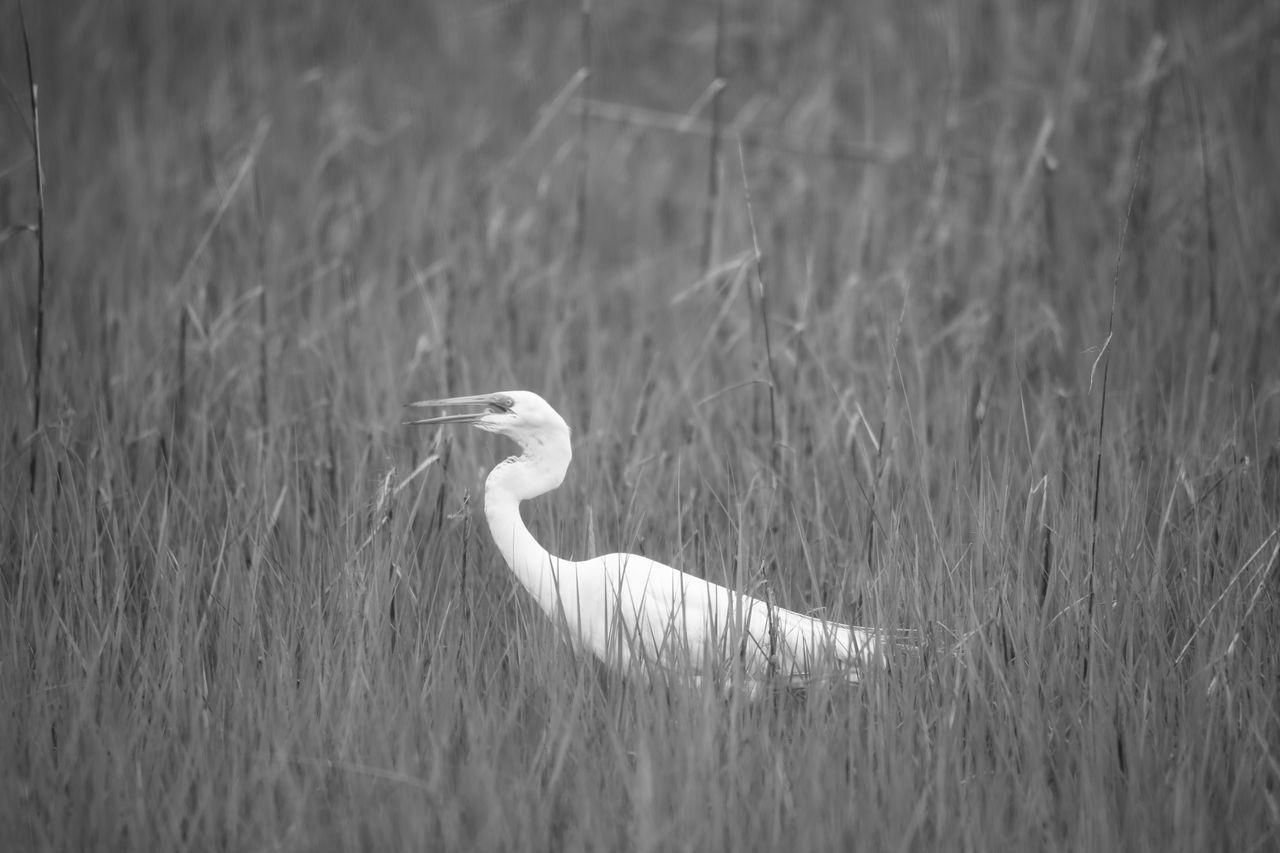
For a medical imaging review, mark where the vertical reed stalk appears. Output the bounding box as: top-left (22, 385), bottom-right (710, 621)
top-left (1187, 62), bottom-right (1219, 367)
top-left (572, 0), bottom-right (592, 270)
top-left (20, 1), bottom-right (46, 497)
top-left (254, 171), bottom-right (270, 443)
top-left (701, 0), bottom-right (726, 274)
top-left (738, 142), bottom-right (778, 475)
top-left (1087, 134), bottom-right (1145, 683)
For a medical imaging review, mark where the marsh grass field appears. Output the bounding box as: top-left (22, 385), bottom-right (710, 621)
top-left (3, 1), bottom-right (1280, 849)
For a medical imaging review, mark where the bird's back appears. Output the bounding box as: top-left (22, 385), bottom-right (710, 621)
top-left (535, 551), bottom-right (877, 687)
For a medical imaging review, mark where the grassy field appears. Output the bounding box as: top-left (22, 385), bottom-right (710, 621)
top-left (3, 1), bottom-right (1279, 849)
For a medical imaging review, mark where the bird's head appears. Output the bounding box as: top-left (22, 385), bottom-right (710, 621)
top-left (405, 390), bottom-right (571, 456)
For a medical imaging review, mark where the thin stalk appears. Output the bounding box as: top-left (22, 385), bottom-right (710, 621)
top-left (254, 171), bottom-right (270, 443)
top-left (1087, 133), bottom-right (1145, 682)
top-left (572, 0), bottom-right (592, 271)
top-left (738, 142), bottom-right (779, 475)
top-left (174, 307), bottom-right (188, 485)
top-left (1187, 62), bottom-right (1219, 366)
top-left (20, 1), bottom-right (46, 497)
top-left (701, 0), bottom-right (726, 274)
top-left (867, 284), bottom-right (909, 576)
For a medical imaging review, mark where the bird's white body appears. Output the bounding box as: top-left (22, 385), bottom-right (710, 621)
top-left (409, 390), bottom-right (879, 690)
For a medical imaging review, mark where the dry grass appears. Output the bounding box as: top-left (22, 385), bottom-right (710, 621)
top-left (3, 1), bottom-right (1279, 850)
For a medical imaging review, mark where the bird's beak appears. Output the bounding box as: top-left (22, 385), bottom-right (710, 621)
top-left (404, 393), bottom-right (502, 426)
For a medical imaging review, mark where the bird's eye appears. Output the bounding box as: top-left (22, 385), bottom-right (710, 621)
top-left (489, 395), bottom-right (514, 413)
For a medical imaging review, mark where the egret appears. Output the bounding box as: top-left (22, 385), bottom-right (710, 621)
top-left (407, 390), bottom-right (881, 692)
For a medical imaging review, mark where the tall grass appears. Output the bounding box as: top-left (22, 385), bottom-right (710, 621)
top-left (3, 1), bottom-right (1278, 849)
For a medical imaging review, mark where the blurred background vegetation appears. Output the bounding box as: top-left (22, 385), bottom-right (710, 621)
top-left (2, 1), bottom-right (1278, 850)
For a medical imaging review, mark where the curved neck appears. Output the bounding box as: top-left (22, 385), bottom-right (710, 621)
top-left (483, 456), bottom-right (569, 609)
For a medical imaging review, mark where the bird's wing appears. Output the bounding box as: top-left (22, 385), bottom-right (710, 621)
top-left (582, 553), bottom-right (878, 684)
top-left (568, 552), bottom-right (760, 672)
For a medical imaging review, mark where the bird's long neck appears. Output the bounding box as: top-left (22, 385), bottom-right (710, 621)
top-left (483, 449), bottom-right (570, 608)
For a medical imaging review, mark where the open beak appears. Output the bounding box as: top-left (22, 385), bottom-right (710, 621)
top-left (404, 393), bottom-right (505, 426)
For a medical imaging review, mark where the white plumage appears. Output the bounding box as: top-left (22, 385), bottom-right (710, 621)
top-left (408, 390), bottom-right (880, 691)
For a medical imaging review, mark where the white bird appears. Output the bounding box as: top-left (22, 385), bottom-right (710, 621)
top-left (407, 390), bottom-right (882, 692)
